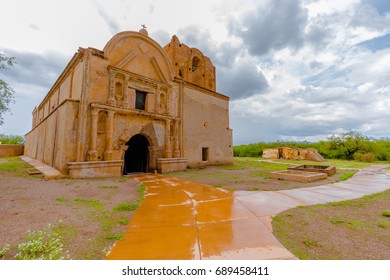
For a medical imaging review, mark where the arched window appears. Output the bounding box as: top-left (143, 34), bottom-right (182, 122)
top-left (192, 57), bottom-right (200, 72)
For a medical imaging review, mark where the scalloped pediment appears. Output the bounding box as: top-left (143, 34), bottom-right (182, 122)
top-left (104, 32), bottom-right (174, 84)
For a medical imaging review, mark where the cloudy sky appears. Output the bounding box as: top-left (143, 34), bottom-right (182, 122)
top-left (0, 0), bottom-right (389, 144)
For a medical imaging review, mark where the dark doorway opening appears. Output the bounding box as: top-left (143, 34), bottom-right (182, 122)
top-left (123, 134), bottom-right (149, 174)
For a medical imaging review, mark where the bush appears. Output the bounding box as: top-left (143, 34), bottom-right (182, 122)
top-left (0, 134), bottom-right (24, 144)
top-left (353, 153), bottom-right (375, 162)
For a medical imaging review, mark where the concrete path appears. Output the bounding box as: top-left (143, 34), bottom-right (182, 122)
top-left (105, 165), bottom-right (390, 260)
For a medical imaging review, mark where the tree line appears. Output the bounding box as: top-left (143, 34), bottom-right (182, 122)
top-left (234, 130), bottom-right (390, 162)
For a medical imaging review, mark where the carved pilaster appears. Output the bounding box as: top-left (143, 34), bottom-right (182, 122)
top-left (173, 120), bottom-right (180, 158)
top-left (104, 110), bottom-right (115, 160)
top-left (107, 70), bottom-right (115, 105)
top-left (123, 74), bottom-right (129, 108)
top-left (87, 107), bottom-right (99, 161)
top-left (164, 119), bottom-right (172, 158)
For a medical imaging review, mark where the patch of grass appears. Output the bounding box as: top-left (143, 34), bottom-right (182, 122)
top-left (213, 183), bottom-right (222, 188)
top-left (102, 225), bottom-right (112, 231)
top-left (118, 217), bottom-right (128, 225)
top-left (329, 192), bottom-right (381, 207)
top-left (382, 211), bottom-right (390, 217)
top-left (0, 157), bottom-right (37, 177)
top-left (99, 185), bottom-right (119, 189)
top-left (330, 218), bottom-right (345, 224)
top-left (336, 171), bottom-right (357, 182)
top-left (345, 220), bottom-right (364, 230)
top-left (377, 221), bottom-right (389, 228)
top-left (0, 244), bottom-right (10, 260)
top-left (74, 198), bottom-right (104, 210)
top-left (303, 239), bottom-right (319, 248)
top-left (138, 183), bottom-right (146, 202)
top-left (55, 197), bottom-right (66, 202)
top-left (118, 177), bottom-right (127, 182)
top-left (105, 233), bottom-right (124, 241)
top-left (74, 185), bottom-right (80, 189)
top-left (113, 203), bottom-right (138, 212)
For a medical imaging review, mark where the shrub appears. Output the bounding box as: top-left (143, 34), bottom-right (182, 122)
top-left (15, 224), bottom-right (67, 260)
top-left (353, 153), bottom-right (375, 162)
top-left (0, 134), bottom-right (24, 144)
top-left (0, 244), bottom-right (10, 259)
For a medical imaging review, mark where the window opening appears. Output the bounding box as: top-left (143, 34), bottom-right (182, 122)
top-left (202, 147), bottom-right (209, 161)
top-left (135, 90), bottom-right (147, 110)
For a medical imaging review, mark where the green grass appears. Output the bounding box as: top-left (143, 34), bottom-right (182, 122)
top-left (0, 244), bottom-right (10, 260)
top-left (329, 192), bottom-right (381, 207)
top-left (55, 197), bottom-right (66, 202)
top-left (377, 221), bottom-right (390, 228)
top-left (13, 222), bottom-right (73, 260)
top-left (105, 233), bottom-right (124, 241)
top-left (99, 185), bottom-right (119, 189)
top-left (113, 203), bottom-right (138, 212)
top-left (0, 157), bottom-right (38, 177)
top-left (267, 158), bottom-right (375, 169)
top-left (303, 239), bottom-right (320, 248)
top-left (382, 211), bottom-right (390, 217)
top-left (118, 217), bottom-right (128, 225)
top-left (336, 171), bottom-right (357, 182)
top-left (74, 198), bottom-right (104, 210)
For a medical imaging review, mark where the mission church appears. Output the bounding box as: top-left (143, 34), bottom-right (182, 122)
top-left (24, 27), bottom-right (233, 178)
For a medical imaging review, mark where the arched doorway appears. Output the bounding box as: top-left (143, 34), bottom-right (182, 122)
top-left (123, 134), bottom-right (149, 174)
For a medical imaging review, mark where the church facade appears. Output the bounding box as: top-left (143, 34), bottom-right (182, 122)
top-left (24, 28), bottom-right (233, 178)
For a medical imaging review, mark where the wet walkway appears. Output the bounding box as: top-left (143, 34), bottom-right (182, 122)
top-left (105, 165), bottom-right (390, 260)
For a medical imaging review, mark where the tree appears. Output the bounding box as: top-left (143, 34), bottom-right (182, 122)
top-left (327, 130), bottom-right (370, 160)
top-left (0, 52), bottom-right (16, 125)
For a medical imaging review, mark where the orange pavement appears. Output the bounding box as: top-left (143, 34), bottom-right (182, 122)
top-left (105, 174), bottom-right (296, 260)
top-left (105, 166), bottom-right (390, 260)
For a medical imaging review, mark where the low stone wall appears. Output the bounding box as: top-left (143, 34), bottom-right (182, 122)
top-left (288, 165), bottom-right (336, 176)
top-left (0, 144), bottom-right (24, 157)
top-left (67, 160), bottom-right (123, 178)
top-left (157, 158), bottom-right (188, 173)
top-left (269, 170), bottom-right (327, 182)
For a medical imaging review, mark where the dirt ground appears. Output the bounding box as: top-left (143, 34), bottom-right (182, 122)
top-left (0, 158), bottom-right (141, 260)
top-left (167, 162), bottom-right (355, 191)
top-left (1, 156), bottom-right (386, 260)
top-left (272, 189), bottom-right (390, 259)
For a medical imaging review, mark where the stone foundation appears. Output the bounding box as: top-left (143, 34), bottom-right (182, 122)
top-left (68, 160), bottom-right (123, 178)
top-left (288, 165), bottom-right (336, 176)
top-left (157, 158), bottom-right (188, 173)
top-left (269, 170), bottom-right (327, 182)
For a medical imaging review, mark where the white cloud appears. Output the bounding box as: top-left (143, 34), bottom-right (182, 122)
top-left (1, 0), bottom-right (390, 144)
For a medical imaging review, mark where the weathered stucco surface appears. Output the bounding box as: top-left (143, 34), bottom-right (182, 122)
top-left (24, 28), bottom-right (233, 177)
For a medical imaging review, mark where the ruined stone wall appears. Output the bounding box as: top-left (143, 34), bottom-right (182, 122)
top-left (164, 36), bottom-right (216, 91)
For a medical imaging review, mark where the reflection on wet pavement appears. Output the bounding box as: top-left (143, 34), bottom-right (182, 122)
top-left (105, 165), bottom-right (390, 260)
top-left (105, 174), bottom-right (296, 260)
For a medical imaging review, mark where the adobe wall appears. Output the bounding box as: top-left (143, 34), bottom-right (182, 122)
top-left (182, 85), bottom-right (233, 166)
top-left (0, 145), bottom-right (24, 157)
top-left (24, 100), bottom-right (79, 174)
